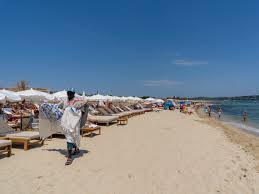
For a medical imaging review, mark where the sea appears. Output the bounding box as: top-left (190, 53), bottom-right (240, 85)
top-left (207, 100), bottom-right (259, 135)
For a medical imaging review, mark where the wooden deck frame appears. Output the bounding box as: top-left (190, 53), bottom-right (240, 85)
top-left (81, 126), bottom-right (101, 137)
top-left (117, 117), bottom-right (128, 125)
top-left (8, 137), bottom-right (43, 151)
top-left (0, 144), bottom-right (12, 157)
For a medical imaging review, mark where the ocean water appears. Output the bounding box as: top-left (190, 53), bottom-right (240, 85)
top-left (209, 100), bottom-right (259, 135)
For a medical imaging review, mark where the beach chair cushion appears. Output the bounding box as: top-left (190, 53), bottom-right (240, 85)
top-left (88, 115), bottom-right (118, 123)
top-left (6, 131), bottom-right (40, 139)
top-left (0, 140), bottom-right (12, 147)
top-left (0, 119), bottom-right (16, 134)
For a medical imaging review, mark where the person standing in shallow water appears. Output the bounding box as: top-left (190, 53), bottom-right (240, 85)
top-left (208, 106), bottom-right (212, 117)
top-left (217, 107), bottom-right (223, 119)
top-left (243, 111), bottom-right (248, 122)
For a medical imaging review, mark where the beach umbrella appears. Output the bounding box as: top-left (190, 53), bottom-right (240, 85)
top-left (0, 93), bottom-right (6, 104)
top-left (86, 94), bottom-right (108, 101)
top-left (125, 96), bottom-right (136, 102)
top-left (145, 97), bottom-right (155, 101)
top-left (17, 88), bottom-right (54, 102)
top-left (53, 90), bottom-right (82, 101)
top-left (81, 91), bottom-right (89, 101)
top-left (155, 99), bottom-right (164, 104)
top-left (103, 95), bottom-right (121, 102)
top-left (104, 95), bottom-right (114, 101)
top-left (118, 96), bottom-right (127, 102)
top-left (145, 97), bottom-right (156, 103)
top-left (110, 96), bottom-right (121, 102)
top-left (134, 97), bottom-right (144, 102)
top-left (0, 89), bottom-right (21, 102)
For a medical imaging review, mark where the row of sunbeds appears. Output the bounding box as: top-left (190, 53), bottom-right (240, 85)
top-left (88, 104), bottom-right (152, 125)
top-left (0, 104), bottom-right (152, 157)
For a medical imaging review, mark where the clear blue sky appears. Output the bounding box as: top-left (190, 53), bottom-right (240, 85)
top-left (0, 0), bottom-right (258, 97)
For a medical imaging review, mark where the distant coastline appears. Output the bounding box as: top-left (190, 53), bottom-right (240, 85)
top-left (189, 95), bottom-right (259, 101)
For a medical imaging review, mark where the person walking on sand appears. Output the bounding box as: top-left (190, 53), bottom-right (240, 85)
top-left (243, 111), bottom-right (248, 122)
top-left (59, 88), bottom-right (88, 165)
top-left (217, 107), bottom-right (223, 119)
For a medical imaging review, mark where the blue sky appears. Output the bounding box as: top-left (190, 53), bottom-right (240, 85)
top-left (0, 0), bottom-right (258, 97)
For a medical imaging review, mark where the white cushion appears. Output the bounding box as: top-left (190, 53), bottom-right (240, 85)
top-left (0, 140), bottom-right (11, 147)
top-left (7, 131), bottom-right (40, 139)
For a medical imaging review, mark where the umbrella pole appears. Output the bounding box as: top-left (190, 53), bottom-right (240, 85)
top-left (20, 113), bottom-right (23, 131)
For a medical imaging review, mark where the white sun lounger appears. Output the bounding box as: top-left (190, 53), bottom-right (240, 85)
top-left (88, 114), bottom-right (119, 126)
top-left (0, 139), bottom-right (12, 157)
top-left (0, 119), bottom-right (42, 151)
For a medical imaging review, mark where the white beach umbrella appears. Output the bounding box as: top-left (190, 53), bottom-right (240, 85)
top-left (145, 97), bottom-right (156, 102)
top-left (87, 94), bottom-right (108, 101)
top-left (0, 89), bottom-right (21, 102)
top-left (104, 95), bottom-right (114, 101)
top-left (119, 96), bottom-right (127, 102)
top-left (155, 99), bottom-right (164, 104)
top-left (52, 90), bottom-right (82, 101)
top-left (0, 93), bottom-right (6, 104)
top-left (111, 96), bottom-right (121, 102)
top-left (17, 88), bottom-right (54, 101)
top-left (125, 96), bottom-right (137, 102)
top-left (107, 95), bottom-right (122, 102)
top-left (133, 97), bottom-right (144, 102)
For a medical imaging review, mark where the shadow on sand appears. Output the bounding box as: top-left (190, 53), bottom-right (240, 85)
top-left (44, 148), bottom-right (89, 159)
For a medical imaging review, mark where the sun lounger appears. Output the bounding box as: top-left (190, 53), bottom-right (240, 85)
top-left (98, 107), bottom-right (131, 118)
top-left (115, 106), bottom-right (138, 117)
top-left (104, 107), bottom-right (133, 118)
top-left (97, 108), bottom-right (112, 116)
top-left (111, 106), bottom-right (133, 116)
top-left (0, 119), bottom-right (42, 151)
top-left (0, 139), bottom-right (12, 157)
top-left (143, 108), bottom-right (153, 112)
top-left (88, 114), bottom-right (119, 126)
top-left (81, 124), bottom-right (101, 137)
top-left (103, 107), bottom-right (115, 114)
top-left (124, 106), bottom-right (145, 115)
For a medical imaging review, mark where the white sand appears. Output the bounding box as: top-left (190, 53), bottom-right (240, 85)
top-left (1, 110), bottom-right (259, 194)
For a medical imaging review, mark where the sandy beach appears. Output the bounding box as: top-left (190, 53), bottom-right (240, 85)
top-left (1, 110), bottom-right (259, 194)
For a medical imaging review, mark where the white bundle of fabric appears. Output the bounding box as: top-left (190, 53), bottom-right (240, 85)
top-left (61, 107), bottom-right (82, 147)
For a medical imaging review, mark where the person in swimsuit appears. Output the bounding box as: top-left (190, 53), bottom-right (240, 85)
top-left (217, 107), bottom-right (223, 119)
top-left (243, 111), bottom-right (248, 122)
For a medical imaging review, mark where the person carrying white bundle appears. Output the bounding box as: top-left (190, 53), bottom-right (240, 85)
top-left (59, 88), bottom-right (88, 165)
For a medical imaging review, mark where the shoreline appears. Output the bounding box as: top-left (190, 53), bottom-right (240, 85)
top-left (195, 106), bottom-right (259, 171)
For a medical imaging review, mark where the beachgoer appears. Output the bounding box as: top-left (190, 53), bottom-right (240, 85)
top-left (217, 107), bottom-right (223, 119)
top-left (208, 106), bottom-right (212, 117)
top-left (243, 111), bottom-right (248, 122)
top-left (0, 103), bottom-right (3, 119)
top-left (205, 106), bottom-right (208, 114)
top-left (59, 88), bottom-right (87, 165)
